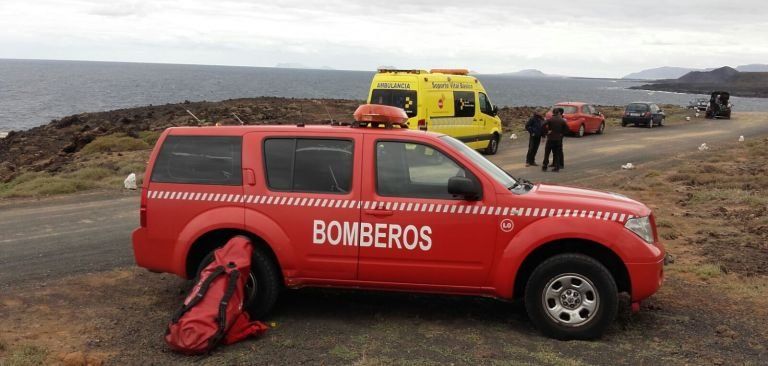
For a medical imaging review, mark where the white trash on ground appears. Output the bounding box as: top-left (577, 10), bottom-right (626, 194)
top-left (621, 163), bottom-right (635, 170)
top-left (739, 135), bottom-right (745, 142)
top-left (685, 116), bottom-right (692, 121)
top-left (698, 143), bottom-right (710, 151)
top-left (509, 133), bottom-right (518, 140)
top-left (124, 173), bottom-right (137, 190)
top-left (695, 112), bottom-right (700, 118)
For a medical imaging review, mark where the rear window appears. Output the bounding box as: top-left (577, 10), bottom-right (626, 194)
top-left (264, 138), bottom-right (353, 194)
top-left (151, 135), bottom-right (242, 185)
top-left (626, 103), bottom-right (649, 112)
top-left (551, 105), bottom-right (578, 114)
top-left (370, 89), bottom-right (417, 118)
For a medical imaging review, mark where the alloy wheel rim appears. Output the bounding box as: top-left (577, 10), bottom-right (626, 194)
top-left (541, 273), bottom-right (599, 327)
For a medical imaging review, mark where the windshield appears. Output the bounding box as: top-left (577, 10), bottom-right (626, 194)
top-left (551, 105), bottom-right (578, 114)
top-left (440, 135), bottom-right (517, 188)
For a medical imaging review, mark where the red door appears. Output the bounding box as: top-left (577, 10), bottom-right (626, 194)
top-left (357, 135), bottom-right (498, 287)
top-left (242, 131), bottom-right (362, 281)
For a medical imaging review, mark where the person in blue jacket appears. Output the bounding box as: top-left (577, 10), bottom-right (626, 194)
top-left (525, 109), bottom-right (546, 166)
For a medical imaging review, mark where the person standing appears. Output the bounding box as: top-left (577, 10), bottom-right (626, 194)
top-left (524, 109), bottom-right (545, 166)
top-left (542, 107), bottom-right (568, 172)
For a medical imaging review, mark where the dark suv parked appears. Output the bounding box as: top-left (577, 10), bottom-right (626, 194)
top-left (621, 102), bottom-right (665, 128)
top-left (705, 91), bottom-right (732, 119)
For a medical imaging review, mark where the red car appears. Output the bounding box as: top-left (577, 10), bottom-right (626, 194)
top-left (132, 105), bottom-right (664, 340)
top-left (545, 102), bottom-right (606, 137)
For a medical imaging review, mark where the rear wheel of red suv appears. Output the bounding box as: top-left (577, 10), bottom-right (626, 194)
top-left (196, 243), bottom-right (281, 320)
top-left (524, 253), bottom-right (618, 340)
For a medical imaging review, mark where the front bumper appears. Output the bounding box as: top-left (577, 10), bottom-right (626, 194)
top-left (626, 255), bottom-right (665, 302)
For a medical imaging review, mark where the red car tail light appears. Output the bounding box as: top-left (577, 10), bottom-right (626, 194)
top-left (140, 187), bottom-right (148, 227)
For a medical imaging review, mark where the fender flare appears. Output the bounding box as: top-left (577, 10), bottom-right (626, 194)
top-left (172, 206), bottom-right (245, 276)
top-left (243, 208), bottom-right (296, 276)
top-left (490, 217), bottom-right (635, 299)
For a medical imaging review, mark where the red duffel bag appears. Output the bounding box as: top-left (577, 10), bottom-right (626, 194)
top-left (165, 236), bottom-right (269, 354)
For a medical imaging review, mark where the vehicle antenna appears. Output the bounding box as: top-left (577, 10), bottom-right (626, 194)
top-left (316, 100), bottom-right (335, 124)
top-left (185, 109), bottom-right (203, 123)
top-left (232, 112), bottom-right (245, 125)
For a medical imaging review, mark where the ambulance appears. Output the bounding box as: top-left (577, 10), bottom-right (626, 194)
top-left (132, 105), bottom-right (665, 340)
top-left (367, 69), bottom-right (503, 154)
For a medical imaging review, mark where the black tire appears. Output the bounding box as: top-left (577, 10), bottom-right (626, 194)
top-left (597, 122), bottom-right (605, 134)
top-left (647, 118), bottom-right (654, 128)
top-left (524, 253), bottom-right (618, 340)
top-left (621, 120), bottom-right (627, 127)
top-left (484, 133), bottom-right (500, 155)
top-left (195, 240), bottom-right (281, 320)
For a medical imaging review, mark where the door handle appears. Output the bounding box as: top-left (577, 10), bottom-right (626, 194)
top-left (244, 169), bottom-right (256, 186)
top-left (364, 209), bottom-right (394, 217)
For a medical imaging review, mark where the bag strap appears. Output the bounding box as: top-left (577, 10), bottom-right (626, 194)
top-left (208, 264), bottom-right (241, 348)
top-left (170, 265), bottom-right (226, 323)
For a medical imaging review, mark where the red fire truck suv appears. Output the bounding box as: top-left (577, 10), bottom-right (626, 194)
top-left (132, 104), bottom-right (665, 340)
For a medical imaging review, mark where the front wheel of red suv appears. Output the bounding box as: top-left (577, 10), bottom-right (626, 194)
top-left (577, 124), bottom-right (585, 137)
top-left (524, 254), bottom-right (618, 340)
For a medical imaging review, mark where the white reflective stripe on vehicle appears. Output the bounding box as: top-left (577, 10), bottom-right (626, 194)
top-left (146, 192), bottom-right (634, 222)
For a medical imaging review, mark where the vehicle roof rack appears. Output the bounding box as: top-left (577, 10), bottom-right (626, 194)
top-left (351, 104), bottom-right (409, 129)
top-left (429, 68), bottom-right (469, 75)
top-left (376, 69), bottom-right (425, 74)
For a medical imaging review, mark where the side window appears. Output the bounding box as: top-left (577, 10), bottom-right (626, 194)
top-left (264, 138), bottom-right (353, 194)
top-left (478, 92), bottom-right (492, 115)
top-left (151, 135), bottom-right (242, 185)
top-left (583, 105), bottom-right (593, 114)
top-left (453, 91), bottom-right (475, 117)
top-left (376, 141), bottom-right (477, 200)
top-left (650, 104), bottom-right (659, 113)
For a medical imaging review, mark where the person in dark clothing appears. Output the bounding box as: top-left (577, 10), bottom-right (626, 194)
top-left (524, 109), bottom-right (546, 166)
top-left (542, 108), bottom-right (568, 172)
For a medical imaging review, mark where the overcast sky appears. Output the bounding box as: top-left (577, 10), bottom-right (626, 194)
top-left (1, 0), bottom-right (766, 77)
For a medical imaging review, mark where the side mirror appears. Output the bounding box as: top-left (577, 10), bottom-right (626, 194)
top-left (492, 105), bottom-right (499, 116)
top-left (448, 176), bottom-right (480, 200)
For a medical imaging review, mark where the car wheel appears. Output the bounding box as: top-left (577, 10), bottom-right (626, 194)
top-left (524, 253), bottom-right (618, 340)
top-left (484, 133), bottom-right (500, 155)
top-left (648, 119), bottom-right (654, 128)
top-left (577, 124), bottom-right (585, 137)
top-left (621, 120), bottom-right (627, 127)
top-left (195, 241), bottom-right (281, 320)
top-left (597, 122), bottom-right (605, 134)
top-left (246, 246), bottom-right (281, 319)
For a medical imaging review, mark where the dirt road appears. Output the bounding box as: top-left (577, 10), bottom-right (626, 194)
top-left (2, 114), bottom-right (765, 286)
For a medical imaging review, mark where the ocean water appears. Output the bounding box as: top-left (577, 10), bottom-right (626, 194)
top-left (2, 59), bottom-right (768, 132)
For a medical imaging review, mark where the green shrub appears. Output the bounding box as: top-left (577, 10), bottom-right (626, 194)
top-left (80, 134), bottom-right (150, 155)
top-left (138, 130), bottom-right (162, 147)
top-left (3, 344), bottom-right (48, 366)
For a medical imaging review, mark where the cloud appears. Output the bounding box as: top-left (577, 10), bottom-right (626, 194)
top-left (0, 0), bottom-right (767, 77)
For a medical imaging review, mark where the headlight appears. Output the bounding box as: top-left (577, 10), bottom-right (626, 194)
top-left (625, 216), bottom-right (654, 244)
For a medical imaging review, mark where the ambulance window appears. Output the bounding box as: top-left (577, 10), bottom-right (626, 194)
top-left (479, 92), bottom-right (493, 115)
top-left (264, 138), bottom-right (353, 194)
top-left (150, 135), bottom-right (242, 185)
top-left (376, 141), bottom-right (476, 200)
top-left (454, 91), bottom-right (475, 118)
top-left (370, 89), bottom-right (417, 118)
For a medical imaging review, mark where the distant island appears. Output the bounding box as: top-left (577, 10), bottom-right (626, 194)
top-left (630, 66), bottom-right (768, 98)
top-left (495, 69), bottom-right (560, 78)
top-left (623, 64), bottom-right (768, 80)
